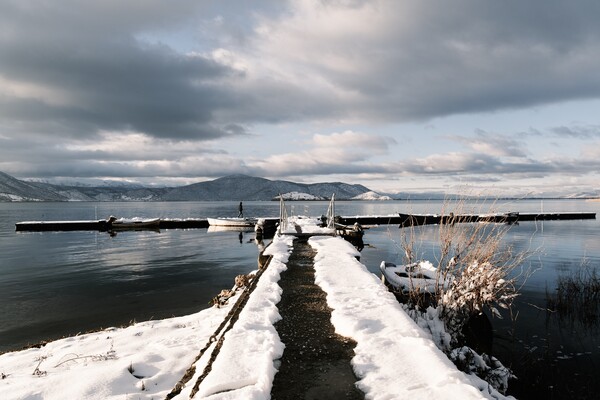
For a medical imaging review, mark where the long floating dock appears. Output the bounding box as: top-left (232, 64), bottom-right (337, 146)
top-left (339, 211), bottom-right (596, 226)
top-left (14, 218), bottom-right (209, 232)
top-left (14, 218), bottom-right (281, 232)
top-left (14, 212), bottom-right (595, 232)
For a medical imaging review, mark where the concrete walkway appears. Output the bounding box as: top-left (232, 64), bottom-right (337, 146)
top-left (271, 238), bottom-right (364, 399)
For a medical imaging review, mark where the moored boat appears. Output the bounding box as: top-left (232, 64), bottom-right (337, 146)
top-left (108, 216), bottom-right (161, 230)
top-left (207, 217), bottom-right (257, 227)
top-left (398, 212), bottom-right (520, 226)
top-left (380, 260), bottom-right (447, 294)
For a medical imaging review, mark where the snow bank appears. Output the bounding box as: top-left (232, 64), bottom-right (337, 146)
top-left (0, 307), bottom-right (231, 399)
top-left (0, 236), bottom-right (293, 400)
top-left (180, 235), bottom-right (293, 399)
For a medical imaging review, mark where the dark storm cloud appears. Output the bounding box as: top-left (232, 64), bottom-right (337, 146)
top-left (0, 0), bottom-right (242, 140)
top-left (3, 0), bottom-right (600, 137)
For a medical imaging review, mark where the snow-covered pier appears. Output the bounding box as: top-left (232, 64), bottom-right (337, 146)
top-left (0, 215), bottom-right (505, 399)
top-left (162, 216), bottom-right (497, 399)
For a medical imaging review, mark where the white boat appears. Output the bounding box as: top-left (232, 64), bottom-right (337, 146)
top-left (109, 217), bottom-right (161, 230)
top-left (380, 260), bottom-right (447, 294)
top-left (207, 217), bottom-right (257, 227)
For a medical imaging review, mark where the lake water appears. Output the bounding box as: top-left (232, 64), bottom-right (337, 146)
top-left (1, 199), bottom-right (599, 398)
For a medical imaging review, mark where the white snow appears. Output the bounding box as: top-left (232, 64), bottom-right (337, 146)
top-left (278, 215), bottom-right (335, 236)
top-left (351, 191), bottom-right (392, 201)
top-left (275, 192), bottom-right (325, 200)
top-left (0, 193), bottom-right (41, 201)
top-left (0, 217), bottom-right (504, 399)
top-left (309, 236), bottom-right (497, 399)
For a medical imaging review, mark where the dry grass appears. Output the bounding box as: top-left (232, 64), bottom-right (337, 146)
top-left (547, 263), bottom-right (600, 328)
top-left (399, 197), bottom-right (532, 345)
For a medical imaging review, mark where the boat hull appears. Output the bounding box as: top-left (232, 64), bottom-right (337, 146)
top-left (207, 217), bottom-right (257, 227)
top-left (398, 212), bottom-right (520, 226)
top-left (380, 261), bottom-right (442, 294)
top-left (110, 218), bottom-right (161, 230)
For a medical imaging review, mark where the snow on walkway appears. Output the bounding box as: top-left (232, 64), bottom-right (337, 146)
top-left (309, 235), bottom-right (499, 399)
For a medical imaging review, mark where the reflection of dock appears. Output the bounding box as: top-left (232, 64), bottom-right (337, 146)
top-left (207, 225), bottom-right (254, 233)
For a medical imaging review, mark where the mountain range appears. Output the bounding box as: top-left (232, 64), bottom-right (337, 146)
top-left (0, 171), bottom-right (383, 202)
top-left (3, 171), bottom-right (599, 202)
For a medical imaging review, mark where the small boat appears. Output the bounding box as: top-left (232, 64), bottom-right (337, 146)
top-left (108, 216), bottom-right (161, 230)
top-left (335, 222), bottom-right (366, 238)
top-left (207, 217), bottom-right (257, 227)
top-left (380, 261), bottom-right (447, 294)
top-left (398, 213), bottom-right (442, 226)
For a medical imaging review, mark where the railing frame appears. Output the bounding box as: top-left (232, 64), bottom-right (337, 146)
top-left (325, 193), bottom-right (336, 235)
top-left (278, 195), bottom-right (288, 235)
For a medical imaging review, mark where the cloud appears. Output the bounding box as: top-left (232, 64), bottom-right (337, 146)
top-left (0, 1), bottom-right (242, 141)
top-left (246, 131), bottom-right (395, 176)
top-left (548, 125), bottom-right (600, 138)
top-left (447, 129), bottom-right (528, 158)
top-left (3, 0), bottom-right (600, 138)
top-left (236, 0), bottom-right (600, 122)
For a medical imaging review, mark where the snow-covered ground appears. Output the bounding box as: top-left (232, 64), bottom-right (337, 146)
top-left (0, 216), bottom-right (505, 399)
top-left (351, 191), bottom-right (392, 201)
top-left (0, 193), bottom-right (40, 201)
top-left (275, 192), bottom-right (325, 200)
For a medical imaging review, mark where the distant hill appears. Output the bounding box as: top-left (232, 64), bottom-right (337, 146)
top-left (162, 174), bottom-right (371, 201)
top-left (0, 171), bottom-right (66, 201)
top-left (0, 172), bottom-right (376, 202)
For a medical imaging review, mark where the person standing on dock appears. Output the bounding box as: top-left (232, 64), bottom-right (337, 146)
top-left (238, 201), bottom-right (244, 218)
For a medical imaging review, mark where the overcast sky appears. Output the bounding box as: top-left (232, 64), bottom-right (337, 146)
top-left (1, 0), bottom-right (600, 196)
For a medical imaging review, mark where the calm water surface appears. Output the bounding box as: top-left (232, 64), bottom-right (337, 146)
top-left (1, 199), bottom-right (599, 398)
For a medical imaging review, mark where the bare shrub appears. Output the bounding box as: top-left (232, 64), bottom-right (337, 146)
top-left (402, 198), bottom-right (529, 343)
top-left (396, 197), bottom-right (534, 394)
